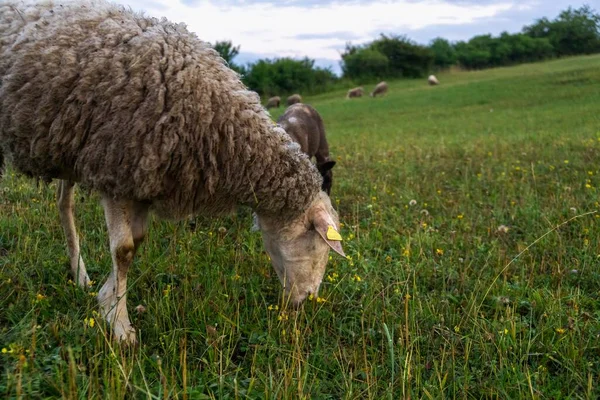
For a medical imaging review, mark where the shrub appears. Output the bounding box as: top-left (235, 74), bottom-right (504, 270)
top-left (341, 47), bottom-right (389, 81)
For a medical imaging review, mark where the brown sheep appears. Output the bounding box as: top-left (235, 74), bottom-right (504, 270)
top-left (266, 96), bottom-right (281, 109)
top-left (346, 86), bottom-right (364, 98)
top-left (370, 81), bottom-right (388, 97)
top-left (277, 104), bottom-right (336, 195)
top-left (287, 94), bottom-right (302, 105)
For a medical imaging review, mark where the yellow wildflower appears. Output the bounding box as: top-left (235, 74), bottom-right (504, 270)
top-left (436, 248), bottom-right (444, 256)
top-left (555, 328), bottom-right (566, 334)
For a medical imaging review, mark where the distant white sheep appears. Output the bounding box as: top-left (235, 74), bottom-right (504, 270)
top-left (287, 94), bottom-right (302, 105)
top-left (428, 75), bottom-right (440, 85)
top-left (0, 0), bottom-right (345, 344)
top-left (266, 96), bottom-right (281, 109)
top-left (370, 81), bottom-right (388, 97)
top-left (346, 86), bottom-right (364, 98)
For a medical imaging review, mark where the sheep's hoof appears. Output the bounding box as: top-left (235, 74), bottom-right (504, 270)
top-left (112, 321), bottom-right (137, 345)
top-left (72, 257), bottom-right (90, 289)
top-left (75, 273), bottom-right (91, 289)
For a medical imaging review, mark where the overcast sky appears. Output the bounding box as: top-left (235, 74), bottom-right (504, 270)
top-left (119, 0), bottom-right (592, 74)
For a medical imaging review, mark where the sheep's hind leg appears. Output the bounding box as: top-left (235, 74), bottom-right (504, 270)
top-left (97, 197), bottom-right (148, 344)
top-left (57, 180), bottom-right (90, 288)
top-left (132, 202), bottom-right (149, 252)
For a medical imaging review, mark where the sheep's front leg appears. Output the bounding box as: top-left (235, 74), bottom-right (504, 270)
top-left (57, 180), bottom-right (90, 287)
top-left (98, 197), bottom-right (148, 344)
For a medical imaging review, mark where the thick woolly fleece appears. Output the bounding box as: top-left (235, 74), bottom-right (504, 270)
top-left (0, 1), bottom-right (321, 220)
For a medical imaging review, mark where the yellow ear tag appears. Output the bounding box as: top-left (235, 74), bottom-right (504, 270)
top-left (326, 226), bottom-right (342, 241)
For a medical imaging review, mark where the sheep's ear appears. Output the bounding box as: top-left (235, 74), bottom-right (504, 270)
top-left (318, 160), bottom-right (336, 173)
top-left (311, 208), bottom-right (345, 257)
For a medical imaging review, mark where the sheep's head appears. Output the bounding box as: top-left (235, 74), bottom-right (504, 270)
top-left (317, 160), bottom-right (336, 195)
top-left (257, 192), bottom-right (345, 306)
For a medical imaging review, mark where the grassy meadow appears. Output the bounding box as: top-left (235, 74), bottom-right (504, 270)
top-left (2, 54), bottom-right (600, 398)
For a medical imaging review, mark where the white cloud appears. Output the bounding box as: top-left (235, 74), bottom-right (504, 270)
top-left (121, 0), bottom-right (519, 60)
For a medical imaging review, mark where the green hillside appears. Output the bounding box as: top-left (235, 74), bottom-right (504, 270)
top-left (2, 55), bottom-right (600, 398)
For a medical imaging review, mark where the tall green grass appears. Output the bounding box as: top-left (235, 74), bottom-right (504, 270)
top-left (1, 55), bottom-right (600, 398)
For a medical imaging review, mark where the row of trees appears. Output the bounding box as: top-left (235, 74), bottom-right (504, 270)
top-left (430, 6), bottom-right (600, 70)
top-left (213, 5), bottom-right (600, 97)
top-left (238, 58), bottom-right (337, 97)
top-left (341, 34), bottom-right (433, 80)
top-left (210, 42), bottom-right (338, 98)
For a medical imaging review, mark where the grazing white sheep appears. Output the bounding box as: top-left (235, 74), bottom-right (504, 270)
top-left (266, 96), bottom-right (281, 109)
top-left (370, 81), bottom-right (388, 97)
top-left (428, 75), bottom-right (440, 85)
top-left (346, 86), bottom-right (364, 99)
top-left (286, 94), bottom-right (302, 105)
top-left (0, 0), bottom-right (345, 344)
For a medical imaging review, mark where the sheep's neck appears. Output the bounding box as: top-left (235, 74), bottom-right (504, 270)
top-left (241, 132), bottom-right (321, 221)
